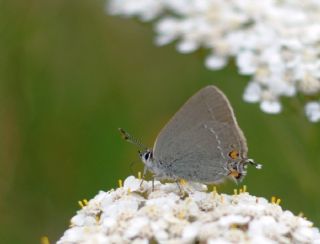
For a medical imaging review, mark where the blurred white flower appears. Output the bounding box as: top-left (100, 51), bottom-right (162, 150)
top-left (107, 0), bottom-right (163, 21)
top-left (205, 55), bottom-right (228, 70)
top-left (58, 176), bottom-right (320, 243)
top-left (260, 100), bottom-right (282, 114)
top-left (107, 0), bottom-right (320, 122)
top-left (305, 101), bottom-right (320, 123)
top-left (243, 81), bottom-right (262, 103)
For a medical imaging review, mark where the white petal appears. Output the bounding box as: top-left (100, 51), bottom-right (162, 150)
top-left (293, 226), bottom-right (319, 243)
top-left (124, 175), bottom-right (142, 191)
top-left (182, 223), bottom-right (200, 242)
top-left (260, 100), bottom-right (282, 114)
top-left (124, 217), bottom-right (149, 239)
top-left (205, 55), bottom-right (227, 70)
top-left (155, 34), bottom-right (175, 46)
top-left (155, 17), bottom-right (179, 35)
top-left (243, 82), bottom-right (262, 103)
top-left (177, 40), bottom-right (198, 53)
top-left (236, 51), bottom-right (257, 75)
top-left (107, 0), bottom-right (162, 21)
top-left (305, 101), bottom-right (320, 122)
top-left (298, 75), bottom-right (320, 95)
top-left (208, 238), bottom-right (231, 244)
top-left (219, 215), bottom-right (250, 227)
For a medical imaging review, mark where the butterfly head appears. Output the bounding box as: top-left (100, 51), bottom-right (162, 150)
top-left (118, 128), bottom-right (157, 172)
top-left (139, 149), bottom-right (153, 168)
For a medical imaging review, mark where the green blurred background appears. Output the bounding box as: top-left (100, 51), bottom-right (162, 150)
top-left (0, 0), bottom-right (319, 243)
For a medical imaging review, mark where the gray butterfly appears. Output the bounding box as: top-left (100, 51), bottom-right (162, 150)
top-left (120, 85), bottom-right (261, 184)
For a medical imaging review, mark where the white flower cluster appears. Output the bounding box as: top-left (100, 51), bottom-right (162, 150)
top-left (58, 176), bottom-right (320, 243)
top-left (107, 0), bottom-right (320, 122)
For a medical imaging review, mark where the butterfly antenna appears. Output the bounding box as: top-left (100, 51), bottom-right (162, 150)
top-left (118, 128), bottom-right (148, 150)
top-left (247, 159), bottom-right (262, 169)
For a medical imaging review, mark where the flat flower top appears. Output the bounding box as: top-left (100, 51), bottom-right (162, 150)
top-left (58, 176), bottom-right (320, 244)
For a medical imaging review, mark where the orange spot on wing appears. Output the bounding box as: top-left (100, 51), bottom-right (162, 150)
top-left (229, 150), bottom-right (239, 159)
top-left (229, 170), bottom-right (240, 178)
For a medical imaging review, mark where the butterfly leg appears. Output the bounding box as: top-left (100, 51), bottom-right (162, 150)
top-left (152, 178), bottom-right (155, 191)
top-left (175, 180), bottom-right (187, 197)
top-left (139, 166), bottom-right (148, 188)
top-left (176, 181), bottom-right (182, 193)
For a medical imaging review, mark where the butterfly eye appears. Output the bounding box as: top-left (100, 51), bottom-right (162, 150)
top-left (144, 152), bottom-right (151, 161)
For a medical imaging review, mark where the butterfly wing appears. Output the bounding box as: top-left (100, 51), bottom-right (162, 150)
top-left (152, 85), bottom-right (247, 183)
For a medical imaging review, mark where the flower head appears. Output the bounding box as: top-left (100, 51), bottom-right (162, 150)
top-left (58, 176), bottom-right (320, 243)
top-left (107, 0), bottom-right (320, 122)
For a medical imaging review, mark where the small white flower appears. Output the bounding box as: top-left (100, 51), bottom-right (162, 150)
top-left (101, 216), bottom-right (117, 230)
top-left (305, 101), bottom-right (320, 122)
top-left (176, 40), bottom-right (198, 53)
top-left (249, 235), bottom-right (278, 244)
top-left (71, 214), bottom-right (96, 226)
top-left (151, 219), bottom-right (169, 241)
top-left (298, 74), bottom-right (320, 95)
top-left (260, 100), bottom-right (282, 114)
top-left (218, 215), bottom-right (250, 227)
top-left (243, 82), bottom-right (262, 103)
top-left (236, 50), bottom-right (258, 75)
top-left (205, 55), bottom-right (228, 70)
top-left (208, 238), bottom-right (232, 244)
top-left (123, 175), bottom-right (143, 191)
top-left (293, 226), bottom-right (320, 243)
top-left (155, 18), bottom-right (180, 46)
top-left (131, 239), bottom-right (149, 244)
top-left (182, 222), bottom-right (201, 242)
top-left (124, 217), bottom-right (150, 239)
top-left (102, 197), bottom-right (140, 218)
top-left (57, 227), bottom-right (84, 244)
top-left (107, 0), bottom-right (163, 21)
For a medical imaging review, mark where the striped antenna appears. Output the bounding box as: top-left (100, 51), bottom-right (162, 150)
top-left (118, 128), bottom-right (147, 150)
top-left (247, 158), bottom-right (262, 169)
